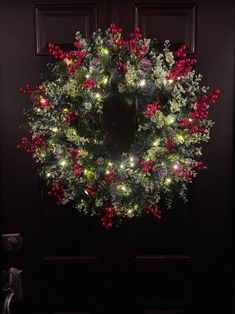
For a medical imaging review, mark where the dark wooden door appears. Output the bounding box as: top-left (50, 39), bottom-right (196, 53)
top-left (0, 0), bottom-right (234, 313)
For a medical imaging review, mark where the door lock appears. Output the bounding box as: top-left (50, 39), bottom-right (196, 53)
top-left (1, 234), bottom-right (22, 253)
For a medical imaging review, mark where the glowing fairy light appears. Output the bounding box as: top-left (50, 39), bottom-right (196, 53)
top-left (189, 118), bottom-right (193, 122)
top-left (101, 48), bottom-right (109, 55)
top-left (121, 185), bottom-right (127, 191)
top-left (108, 162), bottom-right (113, 167)
top-left (139, 79), bottom-right (146, 87)
top-left (166, 115), bottom-right (175, 125)
top-left (172, 164), bottom-right (179, 171)
top-left (36, 108), bottom-right (41, 113)
top-left (129, 157), bottom-right (135, 167)
top-left (71, 129), bottom-right (77, 136)
top-left (106, 170), bottom-right (110, 175)
top-left (47, 139), bottom-right (54, 146)
top-left (169, 116), bottom-right (175, 124)
top-left (50, 127), bottom-right (58, 133)
top-left (153, 139), bottom-right (160, 147)
top-left (164, 78), bottom-right (173, 85)
top-left (63, 108), bottom-right (69, 113)
top-left (46, 172), bottom-right (51, 177)
top-left (165, 178), bottom-right (172, 186)
top-left (60, 159), bottom-right (67, 167)
top-left (120, 164), bottom-right (124, 169)
top-left (95, 93), bottom-right (101, 99)
top-left (65, 59), bottom-right (73, 65)
top-left (102, 76), bottom-right (109, 85)
top-left (85, 74), bottom-right (90, 79)
top-left (129, 156), bottom-right (135, 167)
top-left (128, 204), bottom-right (138, 216)
top-left (176, 134), bottom-right (184, 143)
top-left (40, 97), bottom-right (47, 105)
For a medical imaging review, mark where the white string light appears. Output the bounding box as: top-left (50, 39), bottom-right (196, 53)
top-left (139, 79), bottom-right (146, 87)
top-left (60, 159), bottom-right (67, 167)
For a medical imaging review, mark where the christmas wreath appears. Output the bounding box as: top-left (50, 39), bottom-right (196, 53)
top-left (18, 24), bottom-right (220, 228)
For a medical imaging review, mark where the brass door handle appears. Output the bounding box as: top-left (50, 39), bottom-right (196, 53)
top-left (2, 268), bottom-right (23, 314)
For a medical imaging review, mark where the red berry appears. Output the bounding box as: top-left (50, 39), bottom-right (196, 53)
top-left (134, 27), bottom-right (140, 33)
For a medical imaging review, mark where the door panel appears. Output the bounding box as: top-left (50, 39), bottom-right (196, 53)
top-left (134, 3), bottom-right (196, 54)
top-left (35, 3), bottom-right (98, 56)
top-left (0, 0), bottom-right (234, 313)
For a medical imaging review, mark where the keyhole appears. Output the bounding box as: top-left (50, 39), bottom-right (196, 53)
top-left (102, 95), bottom-right (136, 158)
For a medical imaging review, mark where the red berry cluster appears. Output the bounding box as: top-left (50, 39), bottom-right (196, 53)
top-left (39, 98), bottom-right (50, 107)
top-left (166, 44), bottom-right (196, 81)
top-left (19, 85), bottom-right (50, 108)
top-left (33, 93), bottom-right (50, 109)
top-left (74, 41), bottom-right (81, 49)
top-left (172, 161), bottom-right (207, 183)
top-left (32, 88), bottom-right (50, 108)
top-left (105, 171), bottom-right (116, 183)
top-left (72, 163), bottom-right (83, 176)
top-left (85, 185), bottom-right (96, 197)
top-left (192, 91), bottom-right (220, 120)
top-left (110, 23), bottom-right (123, 34)
top-left (110, 24), bottom-right (127, 48)
top-left (208, 89), bottom-right (221, 104)
top-left (83, 79), bottom-right (96, 89)
top-left (143, 101), bottom-right (161, 117)
top-left (180, 90), bottom-right (220, 134)
top-left (191, 161), bottom-right (207, 171)
top-left (165, 138), bottom-right (177, 152)
top-left (175, 44), bottom-right (187, 58)
top-left (129, 27), bottom-right (148, 59)
top-left (117, 37), bottom-right (127, 47)
top-left (145, 206), bottom-right (161, 219)
top-left (17, 136), bottom-right (28, 149)
top-left (179, 117), bottom-right (205, 135)
top-left (141, 160), bottom-right (153, 172)
top-left (17, 133), bottom-right (49, 153)
top-left (67, 51), bottom-right (84, 75)
top-left (97, 206), bottom-right (116, 229)
top-left (48, 43), bottom-right (65, 59)
top-left (172, 163), bottom-right (192, 183)
top-left (65, 112), bottom-right (79, 124)
top-left (117, 60), bottom-right (127, 75)
top-left (19, 84), bottom-right (33, 95)
top-left (69, 148), bottom-right (80, 162)
top-left (48, 180), bottom-right (64, 205)
top-left (48, 42), bottom-right (85, 75)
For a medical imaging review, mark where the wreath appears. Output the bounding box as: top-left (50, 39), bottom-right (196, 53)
top-left (18, 24), bottom-right (220, 228)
